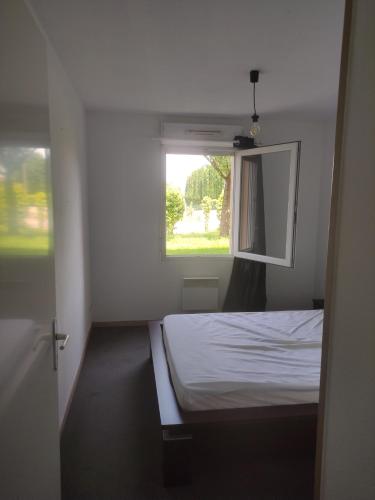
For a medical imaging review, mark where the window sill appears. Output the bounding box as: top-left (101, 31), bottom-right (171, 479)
top-left (162, 254), bottom-right (234, 262)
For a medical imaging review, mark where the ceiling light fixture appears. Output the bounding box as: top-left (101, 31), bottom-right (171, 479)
top-left (249, 70), bottom-right (261, 140)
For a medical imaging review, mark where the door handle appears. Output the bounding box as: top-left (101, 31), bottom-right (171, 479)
top-left (55, 332), bottom-right (70, 350)
top-left (52, 320), bottom-right (69, 370)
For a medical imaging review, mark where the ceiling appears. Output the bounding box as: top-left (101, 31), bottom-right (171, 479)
top-left (29, 0), bottom-right (345, 118)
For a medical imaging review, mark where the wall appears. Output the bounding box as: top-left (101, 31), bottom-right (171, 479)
top-left (47, 47), bottom-right (91, 426)
top-left (260, 119), bottom-right (333, 309)
top-left (88, 111), bottom-right (335, 321)
top-left (87, 112), bottom-right (235, 321)
top-left (319, 0), bottom-right (375, 498)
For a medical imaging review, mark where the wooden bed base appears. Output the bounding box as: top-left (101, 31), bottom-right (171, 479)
top-left (148, 320), bottom-right (318, 486)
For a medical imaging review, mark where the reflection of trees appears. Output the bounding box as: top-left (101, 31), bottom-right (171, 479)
top-left (0, 147), bottom-right (49, 235)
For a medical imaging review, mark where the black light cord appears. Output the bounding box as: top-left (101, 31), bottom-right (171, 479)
top-left (253, 82), bottom-right (257, 116)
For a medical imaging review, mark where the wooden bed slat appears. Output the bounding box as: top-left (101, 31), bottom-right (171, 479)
top-left (149, 321), bottom-right (184, 427)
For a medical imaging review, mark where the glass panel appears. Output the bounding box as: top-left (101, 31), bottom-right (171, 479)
top-left (238, 150), bottom-right (291, 259)
top-left (165, 153), bottom-right (233, 256)
top-left (0, 146), bottom-right (52, 256)
top-left (0, 1), bottom-right (60, 497)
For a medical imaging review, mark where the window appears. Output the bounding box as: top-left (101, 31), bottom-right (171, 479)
top-left (164, 151), bottom-right (234, 256)
top-left (232, 142), bottom-right (300, 267)
top-left (163, 141), bottom-right (300, 267)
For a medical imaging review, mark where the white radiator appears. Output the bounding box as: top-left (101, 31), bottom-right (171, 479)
top-left (182, 277), bottom-right (219, 312)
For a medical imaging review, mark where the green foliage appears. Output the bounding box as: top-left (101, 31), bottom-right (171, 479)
top-left (204, 156), bottom-right (232, 238)
top-left (216, 190), bottom-right (224, 221)
top-left (186, 202), bottom-right (193, 217)
top-left (12, 183), bottom-right (28, 225)
top-left (0, 147), bottom-right (47, 192)
top-left (29, 191), bottom-right (47, 207)
top-left (185, 164), bottom-right (224, 207)
top-left (166, 231), bottom-right (230, 256)
top-left (0, 147), bottom-right (49, 235)
top-left (204, 155), bottom-right (231, 179)
top-left (166, 185), bottom-right (185, 236)
top-left (0, 234), bottom-right (49, 256)
top-left (201, 195), bottom-right (212, 232)
top-left (0, 183), bottom-right (6, 230)
top-left (25, 153), bottom-right (48, 194)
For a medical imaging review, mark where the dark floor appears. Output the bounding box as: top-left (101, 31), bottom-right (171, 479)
top-left (61, 326), bottom-right (316, 500)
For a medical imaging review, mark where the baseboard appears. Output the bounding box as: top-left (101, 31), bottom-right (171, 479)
top-left (92, 320), bottom-right (152, 328)
top-left (59, 323), bottom-right (92, 435)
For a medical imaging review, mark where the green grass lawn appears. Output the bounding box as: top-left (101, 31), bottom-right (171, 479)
top-left (166, 231), bottom-right (230, 256)
top-left (0, 233), bottom-right (50, 256)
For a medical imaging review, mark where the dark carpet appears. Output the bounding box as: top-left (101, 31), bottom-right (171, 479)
top-left (61, 326), bottom-right (316, 500)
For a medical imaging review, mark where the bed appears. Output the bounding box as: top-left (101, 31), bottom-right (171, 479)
top-left (148, 309), bottom-right (323, 485)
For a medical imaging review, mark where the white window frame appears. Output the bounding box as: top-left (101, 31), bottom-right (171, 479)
top-left (161, 140), bottom-right (300, 266)
top-left (232, 141), bottom-right (300, 268)
top-left (161, 140), bottom-right (235, 260)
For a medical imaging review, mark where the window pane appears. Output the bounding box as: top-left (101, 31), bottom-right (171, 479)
top-left (238, 150), bottom-right (290, 258)
top-left (165, 153), bottom-right (232, 256)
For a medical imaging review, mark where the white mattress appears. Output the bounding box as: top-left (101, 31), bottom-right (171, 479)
top-left (163, 310), bottom-right (323, 411)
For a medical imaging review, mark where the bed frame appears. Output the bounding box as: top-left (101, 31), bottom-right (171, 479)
top-left (148, 320), bottom-right (318, 486)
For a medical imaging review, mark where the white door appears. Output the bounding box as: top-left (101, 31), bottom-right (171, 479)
top-left (0, 1), bottom-right (62, 498)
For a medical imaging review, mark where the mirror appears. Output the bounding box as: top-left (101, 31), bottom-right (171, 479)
top-left (233, 142), bottom-right (300, 267)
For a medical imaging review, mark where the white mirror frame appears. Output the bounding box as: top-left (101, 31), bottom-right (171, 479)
top-left (232, 141), bottom-right (300, 268)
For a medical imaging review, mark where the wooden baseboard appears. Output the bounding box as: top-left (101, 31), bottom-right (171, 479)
top-left (92, 320), bottom-right (153, 328)
top-left (59, 323), bottom-right (92, 435)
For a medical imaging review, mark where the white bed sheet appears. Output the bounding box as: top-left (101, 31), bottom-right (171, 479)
top-left (163, 310), bottom-right (323, 411)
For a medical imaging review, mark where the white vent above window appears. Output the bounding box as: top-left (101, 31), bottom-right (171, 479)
top-left (162, 122), bottom-right (244, 142)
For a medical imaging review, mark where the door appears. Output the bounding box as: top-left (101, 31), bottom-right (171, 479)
top-left (0, 1), bottom-right (62, 498)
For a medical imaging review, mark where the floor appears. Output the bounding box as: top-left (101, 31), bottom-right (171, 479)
top-left (61, 326), bottom-right (316, 500)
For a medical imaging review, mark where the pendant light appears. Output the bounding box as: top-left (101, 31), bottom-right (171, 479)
top-left (249, 70), bottom-right (261, 139)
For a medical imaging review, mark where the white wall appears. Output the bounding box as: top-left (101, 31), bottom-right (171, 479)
top-left (319, 1), bottom-right (375, 498)
top-left (87, 111), bottom-right (335, 321)
top-left (260, 119), bottom-right (334, 309)
top-left (87, 112), bottom-right (235, 321)
top-left (47, 47), bottom-right (91, 426)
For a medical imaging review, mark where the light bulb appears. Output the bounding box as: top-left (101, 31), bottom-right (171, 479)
top-left (249, 121), bottom-right (261, 138)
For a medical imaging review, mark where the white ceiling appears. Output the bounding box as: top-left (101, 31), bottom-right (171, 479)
top-left (29, 0), bottom-right (345, 118)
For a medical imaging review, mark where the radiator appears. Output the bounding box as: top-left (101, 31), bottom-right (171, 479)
top-left (182, 277), bottom-right (219, 312)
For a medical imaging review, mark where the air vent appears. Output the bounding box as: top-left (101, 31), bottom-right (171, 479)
top-left (186, 129), bottom-right (222, 136)
top-left (163, 122), bottom-right (244, 142)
